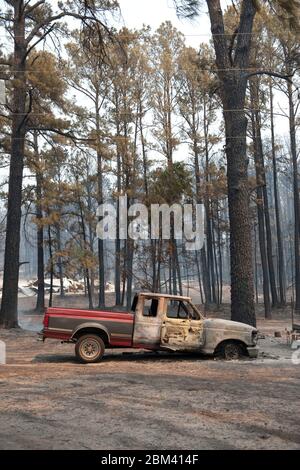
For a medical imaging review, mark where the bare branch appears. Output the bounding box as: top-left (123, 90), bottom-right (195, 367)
top-left (28, 126), bottom-right (96, 144)
top-left (23, 0), bottom-right (45, 17)
top-left (246, 70), bottom-right (294, 84)
top-left (24, 23), bottom-right (55, 59)
top-left (25, 12), bottom-right (68, 45)
top-left (25, 12), bottom-right (112, 46)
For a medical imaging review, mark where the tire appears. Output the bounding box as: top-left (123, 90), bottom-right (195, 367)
top-left (75, 334), bottom-right (105, 363)
top-left (215, 341), bottom-right (245, 360)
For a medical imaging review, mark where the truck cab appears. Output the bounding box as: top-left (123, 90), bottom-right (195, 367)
top-left (132, 293), bottom-right (205, 352)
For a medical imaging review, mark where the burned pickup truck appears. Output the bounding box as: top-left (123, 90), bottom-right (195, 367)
top-left (41, 292), bottom-right (259, 363)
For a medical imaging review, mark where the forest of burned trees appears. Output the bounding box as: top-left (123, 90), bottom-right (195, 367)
top-left (0, 0), bottom-right (299, 328)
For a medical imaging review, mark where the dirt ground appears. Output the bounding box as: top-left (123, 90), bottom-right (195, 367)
top-left (0, 295), bottom-right (300, 450)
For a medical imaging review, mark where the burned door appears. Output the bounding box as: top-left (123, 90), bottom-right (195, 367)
top-left (160, 299), bottom-right (204, 351)
top-left (133, 296), bottom-right (164, 349)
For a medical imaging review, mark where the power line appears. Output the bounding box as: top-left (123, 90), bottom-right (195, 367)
top-left (0, 68), bottom-right (296, 73)
top-left (0, 32), bottom-right (283, 37)
top-left (0, 107), bottom-right (291, 115)
top-left (0, 134), bottom-right (292, 142)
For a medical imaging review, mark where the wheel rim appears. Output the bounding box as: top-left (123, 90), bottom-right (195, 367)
top-left (79, 338), bottom-right (100, 360)
top-left (225, 343), bottom-right (240, 360)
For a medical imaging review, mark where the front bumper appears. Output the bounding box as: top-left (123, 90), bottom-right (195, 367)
top-left (247, 346), bottom-right (259, 358)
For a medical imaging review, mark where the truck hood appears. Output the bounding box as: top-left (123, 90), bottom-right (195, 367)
top-left (204, 318), bottom-right (256, 332)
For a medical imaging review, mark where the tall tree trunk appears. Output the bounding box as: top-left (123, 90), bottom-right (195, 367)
top-left (48, 224), bottom-right (54, 308)
top-left (121, 260), bottom-right (126, 306)
top-left (35, 186), bottom-right (45, 313)
top-left (156, 239), bottom-right (162, 292)
top-left (200, 247), bottom-right (210, 304)
top-left (205, 206), bottom-right (214, 303)
top-left (174, 242), bottom-right (183, 296)
top-left (212, 221), bottom-right (220, 306)
top-left (216, 204), bottom-right (223, 305)
top-left (195, 251), bottom-right (204, 304)
top-left (77, 182), bottom-right (93, 310)
top-left (250, 77), bottom-right (278, 308)
top-left (288, 79), bottom-right (300, 312)
top-left (96, 98), bottom-right (105, 307)
top-left (125, 238), bottom-right (134, 310)
top-left (250, 80), bottom-right (272, 318)
top-left (225, 104), bottom-right (255, 325)
top-left (56, 225), bottom-right (64, 298)
top-left (87, 215), bottom-right (95, 301)
top-left (139, 98), bottom-right (158, 292)
top-left (270, 82), bottom-right (286, 306)
top-left (115, 237), bottom-right (121, 305)
top-left (253, 224), bottom-right (259, 304)
top-left (193, 128), bottom-right (210, 304)
top-left (225, 110), bottom-right (255, 325)
top-left (263, 184), bottom-right (278, 308)
top-left (151, 241), bottom-right (157, 292)
top-left (98, 238), bottom-right (105, 306)
top-left (0, 1), bottom-right (26, 328)
top-left (125, 107), bottom-right (138, 309)
top-left (34, 133), bottom-right (45, 313)
top-left (207, 0), bottom-right (256, 326)
top-left (168, 254), bottom-right (172, 295)
top-left (256, 192), bottom-right (272, 318)
top-left (171, 238), bottom-right (178, 296)
top-left (115, 122), bottom-right (122, 305)
top-left (204, 100), bottom-right (216, 304)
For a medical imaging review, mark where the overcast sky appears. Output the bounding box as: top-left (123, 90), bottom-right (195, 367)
top-left (0, 0), bottom-right (292, 157)
top-left (118, 0), bottom-right (212, 49)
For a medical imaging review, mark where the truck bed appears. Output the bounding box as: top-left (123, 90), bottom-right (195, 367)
top-left (43, 307), bottom-right (135, 347)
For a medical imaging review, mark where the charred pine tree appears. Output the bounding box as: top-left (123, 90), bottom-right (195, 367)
top-left (206, 0), bottom-right (258, 326)
top-left (0, 1), bottom-right (27, 328)
top-left (34, 132), bottom-right (45, 313)
top-left (269, 80), bottom-right (286, 305)
top-left (0, 0), bottom-right (118, 328)
top-left (287, 78), bottom-right (300, 312)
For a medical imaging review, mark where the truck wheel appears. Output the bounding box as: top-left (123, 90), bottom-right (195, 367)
top-left (75, 334), bottom-right (105, 363)
top-left (216, 341), bottom-right (245, 360)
